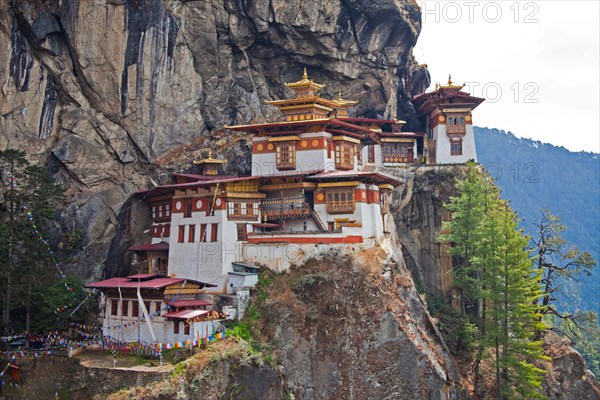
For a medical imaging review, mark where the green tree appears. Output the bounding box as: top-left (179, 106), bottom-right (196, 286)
top-left (531, 209), bottom-right (599, 377)
top-left (0, 150), bottom-right (64, 334)
top-left (441, 163), bottom-right (548, 398)
top-left (532, 209), bottom-right (596, 329)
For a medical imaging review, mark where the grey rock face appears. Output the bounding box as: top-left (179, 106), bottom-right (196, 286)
top-left (0, 0), bottom-right (428, 279)
top-left (390, 166), bottom-right (464, 301)
top-left (261, 251), bottom-right (470, 400)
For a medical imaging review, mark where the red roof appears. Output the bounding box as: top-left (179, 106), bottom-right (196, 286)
top-left (379, 131), bottom-right (424, 138)
top-left (170, 299), bottom-right (212, 308)
top-left (260, 169), bottom-right (322, 179)
top-left (85, 275), bottom-right (216, 289)
top-left (137, 175), bottom-right (261, 196)
top-left (128, 242), bottom-right (169, 252)
top-left (127, 273), bottom-right (161, 280)
top-left (172, 173), bottom-right (234, 182)
top-left (338, 117), bottom-right (400, 125)
top-left (308, 171), bottom-right (401, 185)
top-left (163, 309), bottom-right (209, 320)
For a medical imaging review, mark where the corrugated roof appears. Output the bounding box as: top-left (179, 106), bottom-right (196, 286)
top-left (163, 309), bottom-right (209, 320)
top-left (85, 275), bottom-right (217, 289)
top-left (170, 299), bottom-right (212, 308)
top-left (128, 242), bottom-right (169, 252)
top-left (308, 171), bottom-right (401, 185)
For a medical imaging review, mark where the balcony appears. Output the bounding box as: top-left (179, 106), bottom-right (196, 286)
top-left (261, 196), bottom-right (311, 220)
top-left (446, 124), bottom-right (466, 135)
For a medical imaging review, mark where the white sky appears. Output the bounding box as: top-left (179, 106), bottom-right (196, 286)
top-left (417, 0), bottom-right (600, 153)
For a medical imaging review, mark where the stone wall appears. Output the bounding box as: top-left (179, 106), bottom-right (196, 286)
top-left (4, 354), bottom-right (170, 400)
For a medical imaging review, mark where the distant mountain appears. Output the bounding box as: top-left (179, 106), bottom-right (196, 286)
top-left (475, 127), bottom-right (600, 315)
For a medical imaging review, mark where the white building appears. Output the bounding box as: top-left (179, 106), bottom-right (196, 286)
top-left (412, 75), bottom-right (484, 164)
top-left (88, 71), bottom-right (482, 343)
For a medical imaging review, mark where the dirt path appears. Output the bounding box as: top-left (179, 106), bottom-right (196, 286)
top-left (75, 350), bottom-right (174, 372)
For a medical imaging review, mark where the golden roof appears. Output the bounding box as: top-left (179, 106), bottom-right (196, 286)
top-left (193, 150), bottom-right (227, 165)
top-left (284, 68), bottom-right (325, 93)
top-left (334, 92), bottom-right (358, 107)
top-left (440, 74), bottom-right (465, 90)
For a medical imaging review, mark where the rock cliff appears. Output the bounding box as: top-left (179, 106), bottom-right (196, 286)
top-left (0, 0), bottom-right (428, 279)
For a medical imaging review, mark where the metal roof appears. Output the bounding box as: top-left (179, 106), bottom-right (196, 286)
top-left (85, 275), bottom-right (217, 289)
top-left (162, 309), bottom-right (210, 320)
top-left (128, 242), bottom-right (169, 252)
top-left (170, 299), bottom-right (212, 308)
top-left (308, 171), bottom-right (401, 185)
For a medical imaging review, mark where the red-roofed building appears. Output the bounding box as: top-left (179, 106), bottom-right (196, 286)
top-left (85, 275), bottom-right (219, 344)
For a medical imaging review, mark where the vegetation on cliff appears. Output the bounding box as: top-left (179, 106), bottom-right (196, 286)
top-left (440, 163), bottom-right (548, 398)
top-left (0, 150), bottom-right (89, 335)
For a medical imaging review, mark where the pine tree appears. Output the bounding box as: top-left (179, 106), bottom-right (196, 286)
top-left (440, 164), bottom-right (548, 398)
top-left (0, 150), bottom-right (64, 334)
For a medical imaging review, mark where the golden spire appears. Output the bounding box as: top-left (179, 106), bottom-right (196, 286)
top-left (334, 91), bottom-right (358, 106)
top-left (193, 150), bottom-right (227, 165)
top-left (282, 68), bottom-right (325, 99)
top-left (440, 74), bottom-right (464, 90)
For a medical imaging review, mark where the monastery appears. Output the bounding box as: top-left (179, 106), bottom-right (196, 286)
top-left (87, 71), bottom-right (483, 344)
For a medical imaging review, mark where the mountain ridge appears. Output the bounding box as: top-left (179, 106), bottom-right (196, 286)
top-left (475, 126), bottom-right (600, 315)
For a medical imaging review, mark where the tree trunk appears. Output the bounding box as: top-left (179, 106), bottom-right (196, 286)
top-left (3, 277), bottom-right (11, 335)
top-left (25, 280), bottom-right (32, 334)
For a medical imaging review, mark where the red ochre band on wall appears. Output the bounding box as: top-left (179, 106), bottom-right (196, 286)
top-left (246, 235), bottom-right (363, 244)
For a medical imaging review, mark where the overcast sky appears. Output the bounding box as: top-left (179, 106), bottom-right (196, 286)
top-left (417, 0), bottom-right (600, 153)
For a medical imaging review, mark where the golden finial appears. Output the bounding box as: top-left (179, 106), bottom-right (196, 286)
top-left (207, 149), bottom-right (213, 159)
top-left (448, 74), bottom-right (452, 85)
top-left (302, 67), bottom-right (308, 80)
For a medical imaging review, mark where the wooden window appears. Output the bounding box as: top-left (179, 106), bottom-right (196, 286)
top-left (451, 141), bottom-right (463, 156)
top-left (228, 201), bottom-right (257, 220)
top-left (121, 300), bottom-right (129, 317)
top-left (111, 299), bottom-right (118, 316)
top-left (199, 224), bottom-right (207, 242)
top-left (132, 301), bottom-right (139, 318)
top-left (237, 223), bottom-right (247, 241)
top-left (382, 143), bottom-right (413, 163)
top-left (152, 206), bottom-right (157, 219)
top-left (183, 199), bottom-right (193, 218)
top-left (165, 204), bottom-right (171, 218)
top-left (446, 114), bottom-right (466, 134)
top-left (367, 145), bottom-right (375, 164)
top-left (178, 225), bottom-right (185, 243)
top-left (188, 224), bottom-right (195, 242)
top-left (184, 323), bottom-right (190, 335)
top-left (211, 223), bottom-right (219, 242)
top-left (356, 145), bottom-right (363, 165)
top-left (326, 189), bottom-right (355, 214)
top-left (276, 142), bottom-right (296, 170)
top-left (174, 321), bottom-right (180, 334)
top-left (334, 142), bottom-right (354, 170)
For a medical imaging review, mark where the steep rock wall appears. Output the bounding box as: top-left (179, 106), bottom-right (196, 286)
top-left (0, 0), bottom-right (429, 279)
top-left (390, 165), bottom-right (464, 302)
top-left (257, 246), bottom-right (469, 400)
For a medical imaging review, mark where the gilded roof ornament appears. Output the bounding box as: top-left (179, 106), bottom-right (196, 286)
top-left (193, 149), bottom-right (227, 165)
top-left (284, 68), bottom-right (325, 93)
top-left (440, 74), bottom-right (465, 90)
top-left (334, 91), bottom-right (358, 106)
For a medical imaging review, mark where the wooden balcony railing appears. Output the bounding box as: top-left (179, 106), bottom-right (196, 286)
top-left (262, 196), bottom-right (311, 220)
top-left (446, 125), bottom-right (466, 134)
top-left (326, 203), bottom-right (355, 214)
